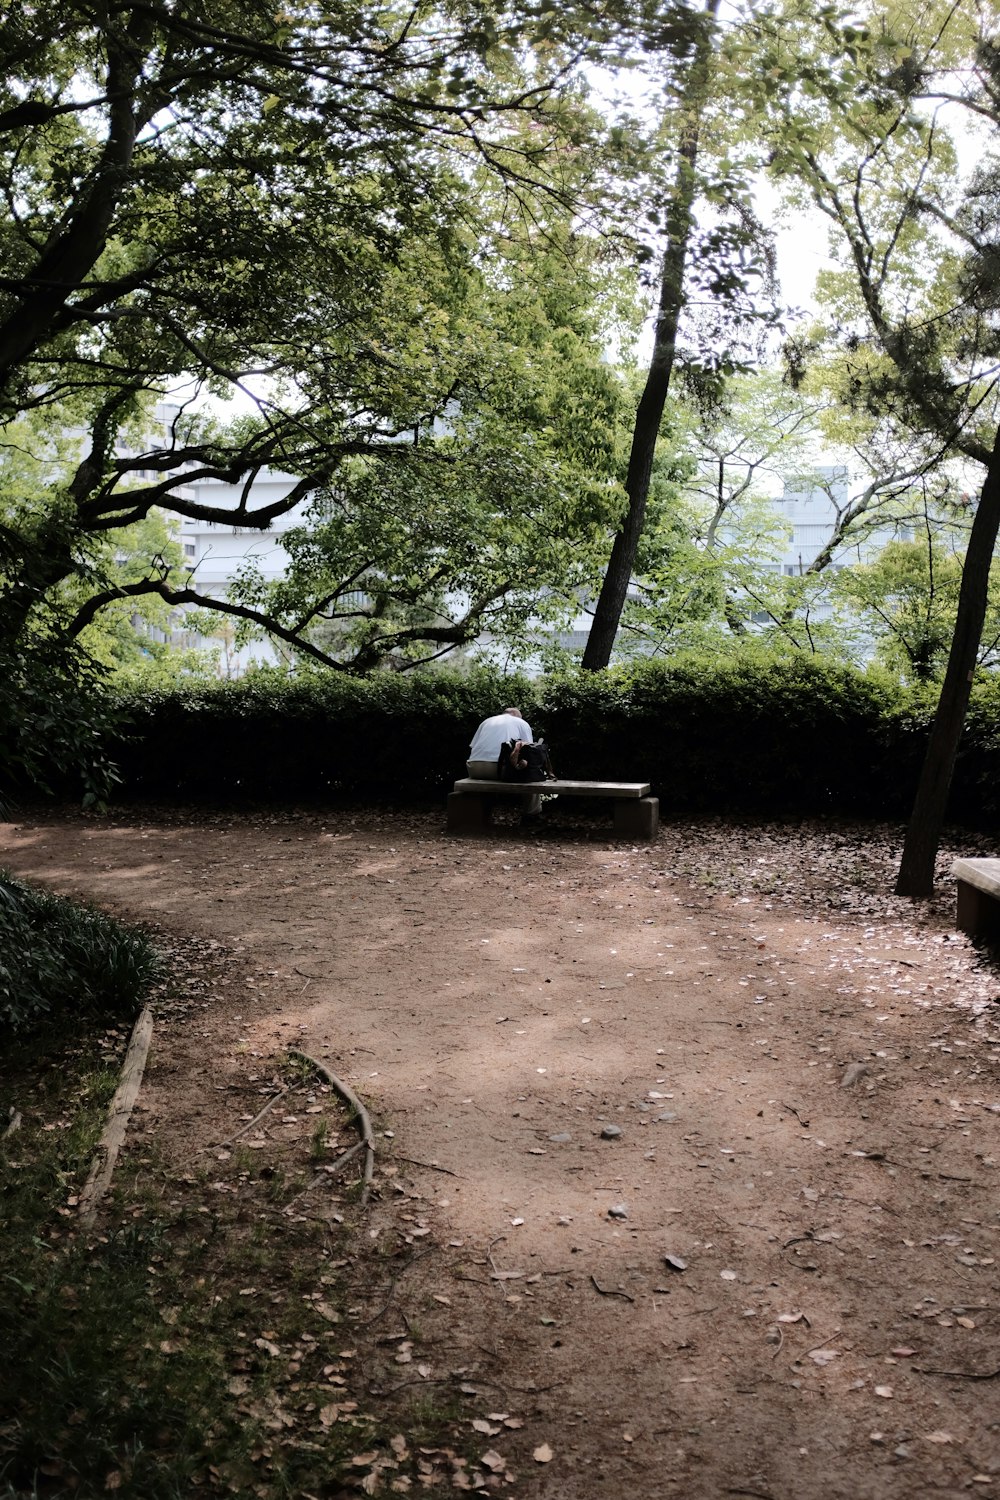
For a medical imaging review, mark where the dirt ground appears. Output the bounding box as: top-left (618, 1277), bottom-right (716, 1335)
top-left (3, 803), bottom-right (1000, 1499)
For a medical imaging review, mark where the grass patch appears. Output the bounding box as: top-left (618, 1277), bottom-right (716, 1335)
top-left (0, 1034), bottom-right (243, 1499)
top-left (0, 1035), bottom-right (480, 1499)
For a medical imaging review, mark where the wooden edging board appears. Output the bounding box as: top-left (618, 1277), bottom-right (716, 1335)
top-left (78, 1004), bottom-right (154, 1227)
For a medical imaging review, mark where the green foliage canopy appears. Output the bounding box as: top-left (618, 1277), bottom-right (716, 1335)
top-left (0, 0), bottom-right (699, 793)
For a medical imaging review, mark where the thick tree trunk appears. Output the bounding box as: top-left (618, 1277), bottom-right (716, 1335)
top-left (895, 423), bottom-right (1000, 897)
top-left (581, 0), bottom-right (719, 671)
top-left (0, 28), bottom-right (143, 400)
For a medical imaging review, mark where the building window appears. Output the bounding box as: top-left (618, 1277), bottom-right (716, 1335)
top-left (184, 543), bottom-right (196, 558)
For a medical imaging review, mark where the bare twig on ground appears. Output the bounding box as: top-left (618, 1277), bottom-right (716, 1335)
top-left (392, 1154), bottom-right (458, 1176)
top-left (290, 1049), bottom-right (375, 1205)
top-left (282, 1140), bottom-right (365, 1213)
top-left (211, 1085), bottom-right (290, 1151)
top-left (591, 1275), bottom-right (635, 1302)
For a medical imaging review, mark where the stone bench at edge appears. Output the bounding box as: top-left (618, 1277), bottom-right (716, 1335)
top-left (446, 778), bottom-right (659, 840)
top-left (952, 857), bottom-right (1000, 942)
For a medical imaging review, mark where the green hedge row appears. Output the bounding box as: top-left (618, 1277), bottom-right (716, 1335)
top-left (86, 653), bottom-right (1000, 827)
top-left (0, 872), bottom-right (161, 1037)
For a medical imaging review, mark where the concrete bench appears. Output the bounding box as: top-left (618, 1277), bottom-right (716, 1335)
top-left (447, 778), bottom-right (659, 839)
top-left (952, 857), bottom-right (1000, 941)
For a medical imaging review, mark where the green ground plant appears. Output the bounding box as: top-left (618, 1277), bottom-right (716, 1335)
top-left (0, 1012), bottom-right (471, 1499)
top-left (0, 872), bottom-right (161, 1037)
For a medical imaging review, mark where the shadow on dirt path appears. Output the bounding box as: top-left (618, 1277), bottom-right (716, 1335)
top-left (3, 806), bottom-right (1000, 1499)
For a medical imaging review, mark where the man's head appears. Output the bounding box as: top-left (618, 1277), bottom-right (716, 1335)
top-left (502, 706), bottom-right (523, 720)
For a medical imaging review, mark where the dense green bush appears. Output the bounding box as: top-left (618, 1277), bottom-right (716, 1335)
top-left (541, 653), bottom-right (914, 817)
top-left (24, 650), bottom-right (1000, 828)
top-left (0, 872), bottom-right (160, 1036)
top-left (955, 681), bottom-right (1000, 826)
top-left (105, 664), bottom-right (541, 803)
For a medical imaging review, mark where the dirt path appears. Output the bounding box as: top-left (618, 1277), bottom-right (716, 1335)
top-left (3, 806), bottom-right (1000, 1498)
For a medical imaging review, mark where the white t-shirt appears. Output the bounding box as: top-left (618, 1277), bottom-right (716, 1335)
top-left (468, 712), bottom-right (533, 763)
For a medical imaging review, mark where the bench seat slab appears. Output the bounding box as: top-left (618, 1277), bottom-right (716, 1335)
top-left (952, 857), bottom-right (1000, 897)
top-left (452, 777), bottom-right (651, 799)
top-left (953, 859), bottom-right (1000, 941)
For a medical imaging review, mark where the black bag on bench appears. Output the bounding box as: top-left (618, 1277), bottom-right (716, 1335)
top-left (498, 739), bottom-right (555, 783)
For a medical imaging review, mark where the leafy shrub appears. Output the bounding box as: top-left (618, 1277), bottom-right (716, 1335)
top-left (0, 637), bottom-right (122, 813)
top-left (105, 664), bottom-right (541, 803)
top-left (0, 872), bottom-right (160, 1037)
top-left (19, 649), bottom-right (1000, 828)
top-left (954, 674), bottom-right (1000, 825)
top-left (543, 652), bottom-right (920, 817)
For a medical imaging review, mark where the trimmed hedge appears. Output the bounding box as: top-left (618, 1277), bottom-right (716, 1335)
top-left (35, 653), bottom-right (1000, 827)
top-left (105, 665), bottom-right (541, 804)
top-left (542, 655), bottom-right (918, 818)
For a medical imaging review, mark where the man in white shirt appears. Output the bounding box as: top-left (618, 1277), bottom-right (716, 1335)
top-left (467, 706), bottom-right (542, 815)
top-left (467, 706), bottom-right (533, 778)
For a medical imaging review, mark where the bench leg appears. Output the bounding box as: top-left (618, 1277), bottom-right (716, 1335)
top-left (447, 792), bottom-right (491, 835)
top-left (956, 879), bottom-right (1000, 942)
top-left (613, 796), bottom-right (659, 840)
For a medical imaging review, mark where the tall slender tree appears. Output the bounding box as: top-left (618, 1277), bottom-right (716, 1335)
top-left (761, 0), bottom-right (1000, 894)
top-left (582, 0), bottom-right (721, 669)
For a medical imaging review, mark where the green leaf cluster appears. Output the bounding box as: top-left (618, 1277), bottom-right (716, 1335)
top-left (0, 871), bottom-right (160, 1036)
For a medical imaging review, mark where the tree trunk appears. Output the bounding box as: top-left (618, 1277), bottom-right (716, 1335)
top-left (0, 33), bottom-right (142, 398)
top-left (895, 422), bottom-right (1000, 897)
top-left (581, 0), bottom-right (719, 671)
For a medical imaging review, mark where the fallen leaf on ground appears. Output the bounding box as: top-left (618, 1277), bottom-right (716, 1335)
top-left (533, 1444), bottom-right (553, 1463)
